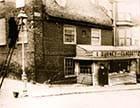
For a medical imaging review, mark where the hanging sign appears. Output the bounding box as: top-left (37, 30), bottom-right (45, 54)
top-left (16, 0), bottom-right (25, 8)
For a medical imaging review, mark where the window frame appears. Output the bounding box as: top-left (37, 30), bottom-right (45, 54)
top-left (63, 25), bottom-right (76, 44)
top-left (79, 60), bottom-right (92, 74)
top-left (118, 28), bottom-right (132, 46)
top-left (64, 57), bottom-right (75, 78)
top-left (91, 28), bottom-right (101, 46)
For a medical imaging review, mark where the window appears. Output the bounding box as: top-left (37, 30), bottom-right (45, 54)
top-left (64, 58), bottom-right (75, 77)
top-left (91, 28), bottom-right (101, 45)
top-left (118, 28), bottom-right (132, 46)
top-left (0, 18), bottom-right (6, 45)
top-left (118, 13), bottom-right (131, 21)
top-left (135, 40), bottom-right (139, 46)
top-left (79, 60), bottom-right (92, 74)
top-left (63, 25), bottom-right (76, 44)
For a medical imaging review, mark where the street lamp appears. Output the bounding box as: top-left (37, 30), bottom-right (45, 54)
top-left (17, 10), bottom-right (28, 97)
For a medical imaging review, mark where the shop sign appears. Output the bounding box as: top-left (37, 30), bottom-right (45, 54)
top-left (86, 50), bottom-right (140, 58)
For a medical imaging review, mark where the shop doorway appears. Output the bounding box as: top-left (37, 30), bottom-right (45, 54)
top-left (98, 64), bottom-right (108, 86)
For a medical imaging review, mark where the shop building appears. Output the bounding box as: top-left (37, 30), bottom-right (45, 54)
top-left (75, 45), bottom-right (140, 86)
top-left (0, 0), bottom-right (140, 86)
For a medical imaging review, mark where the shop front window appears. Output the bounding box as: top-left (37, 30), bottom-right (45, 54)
top-left (109, 60), bottom-right (129, 73)
top-left (80, 60), bottom-right (92, 74)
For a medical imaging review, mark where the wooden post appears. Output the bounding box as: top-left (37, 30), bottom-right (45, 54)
top-left (75, 61), bottom-right (80, 77)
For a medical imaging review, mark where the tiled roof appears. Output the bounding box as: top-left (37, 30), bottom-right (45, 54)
top-left (45, 0), bottom-right (112, 26)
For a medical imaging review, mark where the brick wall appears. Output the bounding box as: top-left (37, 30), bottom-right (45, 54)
top-left (0, 0), bottom-right (35, 81)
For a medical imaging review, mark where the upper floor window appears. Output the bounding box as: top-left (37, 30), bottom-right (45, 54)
top-left (91, 28), bottom-right (101, 45)
top-left (64, 58), bottom-right (75, 77)
top-left (0, 18), bottom-right (6, 45)
top-left (117, 13), bottom-right (131, 22)
top-left (118, 28), bottom-right (132, 46)
top-left (63, 25), bottom-right (76, 44)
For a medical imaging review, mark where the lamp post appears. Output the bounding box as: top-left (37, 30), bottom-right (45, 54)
top-left (17, 10), bottom-right (28, 97)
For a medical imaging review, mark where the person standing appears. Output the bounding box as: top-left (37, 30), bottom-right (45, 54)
top-left (98, 64), bottom-right (108, 86)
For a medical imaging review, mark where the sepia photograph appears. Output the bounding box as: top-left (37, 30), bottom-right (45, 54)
top-left (1, 0), bottom-right (140, 108)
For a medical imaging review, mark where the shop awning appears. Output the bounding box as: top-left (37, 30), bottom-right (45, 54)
top-left (74, 56), bottom-right (140, 61)
top-left (74, 45), bottom-right (140, 61)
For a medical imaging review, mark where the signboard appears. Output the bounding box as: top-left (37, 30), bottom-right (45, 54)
top-left (16, 0), bottom-right (25, 8)
top-left (86, 50), bottom-right (140, 58)
top-left (0, 18), bottom-right (6, 45)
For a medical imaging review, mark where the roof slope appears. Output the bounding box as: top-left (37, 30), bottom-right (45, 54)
top-left (45, 0), bottom-right (112, 26)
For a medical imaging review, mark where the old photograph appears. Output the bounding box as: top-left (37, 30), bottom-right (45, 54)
top-left (1, 0), bottom-right (140, 108)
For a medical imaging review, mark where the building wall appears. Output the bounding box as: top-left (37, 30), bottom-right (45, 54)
top-left (0, 0), bottom-right (35, 81)
top-left (36, 20), bottom-right (76, 83)
top-left (77, 25), bottom-right (113, 45)
top-left (34, 17), bottom-right (113, 83)
top-left (101, 29), bottom-right (113, 45)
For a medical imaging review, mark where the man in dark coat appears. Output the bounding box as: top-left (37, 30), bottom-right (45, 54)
top-left (98, 64), bottom-right (108, 86)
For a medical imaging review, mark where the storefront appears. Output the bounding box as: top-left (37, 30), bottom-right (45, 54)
top-left (74, 45), bottom-right (140, 86)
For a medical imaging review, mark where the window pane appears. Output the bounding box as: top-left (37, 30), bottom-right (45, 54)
top-left (80, 61), bottom-right (92, 74)
top-left (0, 18), bottom-right (6, 45)
top-left (126, 29), bottom-right (131, 37)
top-left (119, 38), bottom-right (125, 46)
top-left (135, 40), bottom-right (139, 46)
top-left (65, 58), bottom-right (75, 76)
top-left (118, 29), bottom-right (125, 38)
top-left (91, 28), bottom-right (101, 45)
top-left (91, 37), bottom-right (100, 45)
top-left (126, 38), bottom-right (131, 46)
top-left (65, 34), bottom-right (74, 42)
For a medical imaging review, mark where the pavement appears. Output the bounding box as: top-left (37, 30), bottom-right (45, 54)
top-left (28, 83), bottom-right (140, 98)
top-left (1, 78), bottom-right (140, 98)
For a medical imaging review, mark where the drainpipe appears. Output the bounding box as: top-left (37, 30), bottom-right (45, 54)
top-left (112, 1), bottom-right (117, 46)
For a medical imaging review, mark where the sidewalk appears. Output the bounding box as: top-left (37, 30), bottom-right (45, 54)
top-left (1, 79), bottom-right (140, 98)
top-left (28, 84), bottom-right (140, 98)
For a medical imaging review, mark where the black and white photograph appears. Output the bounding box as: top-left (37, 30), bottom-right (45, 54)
top-left (1, 0), bottom-right (140, 108)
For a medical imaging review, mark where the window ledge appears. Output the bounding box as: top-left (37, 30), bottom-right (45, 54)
top-left (64, 42), bottom-right (76, 45)
top-left (65, 75), bottom-right (77, 78)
